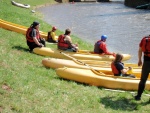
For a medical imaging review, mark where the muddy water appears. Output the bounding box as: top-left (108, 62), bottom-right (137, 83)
top-left (36, 1), bottom-right (150, 63)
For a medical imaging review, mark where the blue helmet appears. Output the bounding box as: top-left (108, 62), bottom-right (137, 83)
top-left (101, 35), bottom-right (107, 40)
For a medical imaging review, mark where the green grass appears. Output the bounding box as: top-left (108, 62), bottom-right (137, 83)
top-left (0, 0), bottom-right (150, 113)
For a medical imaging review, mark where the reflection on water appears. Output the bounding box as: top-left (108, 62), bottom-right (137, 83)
top-left (37, 2), bottom-right (150, 63)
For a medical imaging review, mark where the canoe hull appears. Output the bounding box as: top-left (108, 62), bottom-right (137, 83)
top-left (56, 67), bottom-right (150, 91)
top-left (42, 58), bottom-right (139, 69)
top-left (34, 47), bottom-right (131, 61)
top-left (42, 58), bottom-right (149, 79)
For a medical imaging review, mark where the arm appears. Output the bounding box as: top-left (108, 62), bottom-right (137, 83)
top-left (116, 63), bottom-right (129, 75)
top-left (100, 43), bottom-right (114, 55)
top-left (64, 36), bottom-right (78, 51)
top-left (121, 68), bottom-right (130, 74)
top-left (65, 35), bottom-right (72, 43)
top-left (64, 35), bottom-right (73, 47)
top-left (33, 37), bottom-right (42, 46)
top-left (31, 29), bottom-right (42, 46)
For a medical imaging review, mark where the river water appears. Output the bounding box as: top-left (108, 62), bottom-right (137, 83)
top-left (37, 1), bottom-right (150, 63)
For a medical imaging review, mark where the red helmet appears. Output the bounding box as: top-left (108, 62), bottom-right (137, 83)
top-left (52, 26), bottom-right (57, 30)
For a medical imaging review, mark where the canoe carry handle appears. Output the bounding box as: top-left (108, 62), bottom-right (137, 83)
top-left (60, 52), bottom-right (105, 75)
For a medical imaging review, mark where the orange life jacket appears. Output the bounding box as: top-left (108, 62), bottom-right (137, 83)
top-left (141, 36), bottom-right (150, 57)
top-left (26, 28), bottom-right (40, 42)
top-left (58, 35), bottom-right (69, 49)
top-left (111, 62), bottom-right (119, 75)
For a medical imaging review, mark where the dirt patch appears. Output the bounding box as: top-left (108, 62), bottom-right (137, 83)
top-left (2, 83), bottom-right (11, 91)
top-left (0, 106), bottom-right (3, 113)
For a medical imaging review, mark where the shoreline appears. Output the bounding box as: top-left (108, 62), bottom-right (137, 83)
top-left (33, 2), bottom-right (60, 9)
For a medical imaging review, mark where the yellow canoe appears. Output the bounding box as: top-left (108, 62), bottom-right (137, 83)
top-left (34, 47), bottom-right (131, 61)
top-left (0, 19), bottom-right (47, 39)
top-left (42, 58), bottom-right (140, 68)
top-left (42, 58), bottom-right (148, 79)
top-left (56, 67), bottom-right (150, 91)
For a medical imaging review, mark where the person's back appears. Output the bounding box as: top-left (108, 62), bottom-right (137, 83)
top-left (57, 34), bottom-right (70, 50)
top-left (47, 26), bottom-right (58, 43)
top-left (94, 35), bottom-right (115, 56)
top-left (111, 61), bottom-right (123, 76)
top-left (58, 28), bottom-right (78, 52)
top-left (94, 40), bottom-right (105, 54)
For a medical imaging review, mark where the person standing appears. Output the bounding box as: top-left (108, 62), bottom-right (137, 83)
top-left (26, 21), bottom-right (46, 52)
top-left (94, 35), bottom-right (116, 56)
top-left (57, 28), bottom-right (78, 52)
top-left (47, 26), bottom-right (58, 43)
top-left (134, 35), bottom-right (150, 100)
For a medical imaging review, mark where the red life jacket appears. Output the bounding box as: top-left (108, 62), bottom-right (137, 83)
top-left (58, 35), bottom-right (69, 49)
top-left (141, 36), bottom-right (150, 57)
top-left (111, 62), bottom-right (119, 75)
top-left (26, 28), bottom-right (40, 42)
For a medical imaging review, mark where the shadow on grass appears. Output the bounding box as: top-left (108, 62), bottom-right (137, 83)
top-left (12, 46), bottom-right (29, 52)
top-left (55, 77), bottom-right (92, 87)
top-left (100, 96), bottom-right (150, 111)
top-left (51, 73), bottom-right (150, 110)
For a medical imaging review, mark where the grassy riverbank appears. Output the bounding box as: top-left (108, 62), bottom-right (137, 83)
top-left (0, 0), bottom-right (150, 113)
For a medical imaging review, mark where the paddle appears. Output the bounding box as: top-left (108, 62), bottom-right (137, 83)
top-left (60, 51), bottom-right (106, 75)
top-left (104, 88), bottom-right (150, 97)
